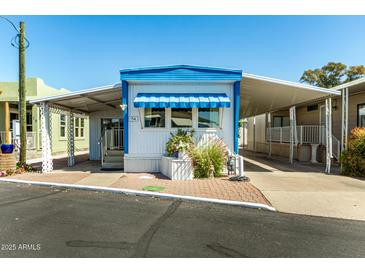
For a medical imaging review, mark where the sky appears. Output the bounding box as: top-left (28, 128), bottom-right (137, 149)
top-left (1, 15), bottom-right (365, 91)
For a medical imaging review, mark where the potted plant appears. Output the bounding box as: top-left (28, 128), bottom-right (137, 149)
top-left (1, 144), bottom-right (14, 154)
top-left (176, 141), bottom-right (189, 159)
top-left (165, 129), bottom-right (195, 158)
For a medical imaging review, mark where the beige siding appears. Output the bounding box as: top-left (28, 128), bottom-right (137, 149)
top-left (296, 104), bottom-right (321, 126)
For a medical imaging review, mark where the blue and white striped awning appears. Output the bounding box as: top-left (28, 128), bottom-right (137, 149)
top-left (133, 93), bottom-right (231, 108)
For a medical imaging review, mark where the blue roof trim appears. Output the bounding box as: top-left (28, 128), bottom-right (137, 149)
top-left (120, 65), bottom-right (242, 81)
top-left (134, 93), bottom-right (231, 108)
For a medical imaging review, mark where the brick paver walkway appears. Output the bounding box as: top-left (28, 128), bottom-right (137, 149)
top-left (111, 173), bottom-right (269, 205)
top-left (6, 157), bottom-right (270, 206)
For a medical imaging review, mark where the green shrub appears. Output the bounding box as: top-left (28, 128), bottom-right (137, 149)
top-left (189, 138), bottom-right (228, 178)
top-left (340, 127), bottom-right (365, 177)
top-left (165, 129), bottom-right (195, 157)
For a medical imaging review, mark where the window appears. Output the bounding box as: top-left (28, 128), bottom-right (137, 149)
top-left (9, 112), bottom-right (32, 131)
top-left (358, 104), bottom-right (365, 127)
top-left (171, 108), bottom-right (192, 128)
top-left (307, 104), bottom-right (318, 112)
top-left (198, 108), bottom-right (220, 128)
top-left (144, 108), bottom-right (165, 128)
top-left (26, 112), bottom-right (33, 131)
top-left (273, 116), bottom-right (290, 127)
top-left (9, 113), bottom-right (18, 130)
top-left (60, 114), bottom-right (66, 138)
top-left (74, 117), bottom-right (85, 138)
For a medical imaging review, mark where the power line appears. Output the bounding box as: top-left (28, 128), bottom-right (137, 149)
top-left (0, 15), bottom-right (19, 32)
top-left (0, 15), bottom-right (30, 48)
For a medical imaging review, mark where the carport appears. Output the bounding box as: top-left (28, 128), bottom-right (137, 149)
top-left (29, 68), bottom-right (341, 175)
top-left (29, 84), bottom-right (122, 172)
top-left (240, 73), bottom-right (341, 173)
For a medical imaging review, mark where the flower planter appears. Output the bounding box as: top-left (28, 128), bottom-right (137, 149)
top-left (1, 144), bottom-right (14, 154)
top-left (0, 152), bottom-right (16, 171)
top-left (178, 151), bottom-right (188, 159)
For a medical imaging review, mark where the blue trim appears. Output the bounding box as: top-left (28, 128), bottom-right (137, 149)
top-left (120, 65), bottom-right (242, 81)
top-left (233, 81), bottom-right (240, 154)
top-left (133, 93), bottom-right (231, 108)
top-left (122, 80), bottom-right (128, 154)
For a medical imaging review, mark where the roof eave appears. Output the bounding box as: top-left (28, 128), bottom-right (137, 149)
top-left (242, 73), bottom-right (340, 96)
top-left (29, 83), bottom-right (121, 104)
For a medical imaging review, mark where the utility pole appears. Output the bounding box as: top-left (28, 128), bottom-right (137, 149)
top-left (19, 21), bottom-right (27, 164)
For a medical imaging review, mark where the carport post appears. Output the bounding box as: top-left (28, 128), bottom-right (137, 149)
top-left (253, 117), bottom-right (256, 152)
top-left (341, 88), bottom-right (349, 151)
top-left (325, 97), bottom-right (333, 174)
top-left (267, 113), bottom-right (272, 157)
top-left (67, 111), bottom-right (75, 167)
top-left (39, 102), bottom-right (53, 173)
top-left (289, 106), bottom-right (297, 164)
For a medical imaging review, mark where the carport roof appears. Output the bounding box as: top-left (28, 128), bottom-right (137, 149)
top-left (29, 83), bottom-right (122, 113)
top-left (240, 73), bottom-right (340, 117)
top-left (29, 72), bottom-right (340, 117)
top-left (335, 77), bottom-right (365, 93)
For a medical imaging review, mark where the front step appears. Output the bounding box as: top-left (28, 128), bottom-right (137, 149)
top-left (105, 150), bottom-right (124, 157)
top-left (101, 162), bottom-right (124, 169)
top-left (102, 150), bottom-right (124, 170)
top-left (104, 155), bottom-right (123, 163)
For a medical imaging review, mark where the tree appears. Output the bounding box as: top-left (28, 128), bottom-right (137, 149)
top-left (346, 65), bottom-right (365, 82)
top-left (300, 62), bottom-right (365, 88)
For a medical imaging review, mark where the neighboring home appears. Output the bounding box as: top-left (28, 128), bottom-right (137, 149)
top-left (29, 65), bottom-right (339, 174)
top-left (245, 76), bottom-right (365, 163)
top-left (0, 78), bottom-right (89, 160)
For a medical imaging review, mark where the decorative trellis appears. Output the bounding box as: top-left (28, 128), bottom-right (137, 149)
top-left (67, 111), bottom-right (75, 167)
top-left (39, 103), bottom-right (78, 172)
top-left (39, 102), bottom-right (53, 173)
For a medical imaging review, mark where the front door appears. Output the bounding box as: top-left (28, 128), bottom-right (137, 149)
top-left (101, 118), bottom-right (123, 150)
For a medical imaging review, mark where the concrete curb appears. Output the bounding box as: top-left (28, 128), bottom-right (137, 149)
top-left (0, 178), bottom-right (276, 212)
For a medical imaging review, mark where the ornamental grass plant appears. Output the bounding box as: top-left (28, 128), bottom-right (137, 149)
top-left (340, 127), bottom-right (365, 177)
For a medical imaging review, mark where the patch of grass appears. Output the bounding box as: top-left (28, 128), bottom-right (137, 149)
top-left (142, 185), bottom-right (165, 192)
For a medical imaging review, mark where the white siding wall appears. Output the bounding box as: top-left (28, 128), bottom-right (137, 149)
top-left (89, 109), bottom-right (122, 160)
top-left (125, 82), bottom-right (234, 172)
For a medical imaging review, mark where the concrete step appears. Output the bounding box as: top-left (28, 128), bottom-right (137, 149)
top-left (102, 162), bottom-right (124, 169)
top-left (105, 150), bottom-right (124, 156)
top-left (104, 155), bottom-right (123, 163)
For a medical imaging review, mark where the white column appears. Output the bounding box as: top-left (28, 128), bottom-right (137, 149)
top-left (267, 113), bottom-right (272, 157)
top-left (67, 112), bottom-right (75, 166)
top-left (341, 88), bottom-right (349, 152)
top-left (39, 102), bottom-right (53, 173)
top-left (289, 106), bottom-right (297, 164)
top-left (253, 117), bottom-right (256, 152)
top-left (325, 97), bottom-right (333, 174)
top-left (345, 88), bottom-right (349, 149)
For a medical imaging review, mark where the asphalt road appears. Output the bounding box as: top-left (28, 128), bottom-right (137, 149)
top-left (0, 182), bottom-right (365, 258)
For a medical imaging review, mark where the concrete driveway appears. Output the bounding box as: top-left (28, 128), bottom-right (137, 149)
top-left (244, 151), bottom-right (365, 221)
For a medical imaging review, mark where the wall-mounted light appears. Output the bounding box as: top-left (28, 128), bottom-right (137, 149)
top-left (120, 104), bottom-right (127, 111)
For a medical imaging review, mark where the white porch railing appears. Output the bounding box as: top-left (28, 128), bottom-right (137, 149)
top-left (267, 125), bottom-right (341, 160)
top-left (104, 128), bottom-right (124, 150)
top-left (0, 131), bottom-right (37, 150)
top-left (100, 128), bottom-right (124, 166)
top-left (267, 125), bottom-right (325, 144)
top-left (332, 135), bottom-right (341, 160)
top-left (0, 131), bottom-right (12, 144)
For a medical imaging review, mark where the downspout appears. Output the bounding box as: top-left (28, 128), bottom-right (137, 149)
top-left (122, 80), bottom-right (128, 154)
top-left (233, 81), bottom-right (240, 154)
